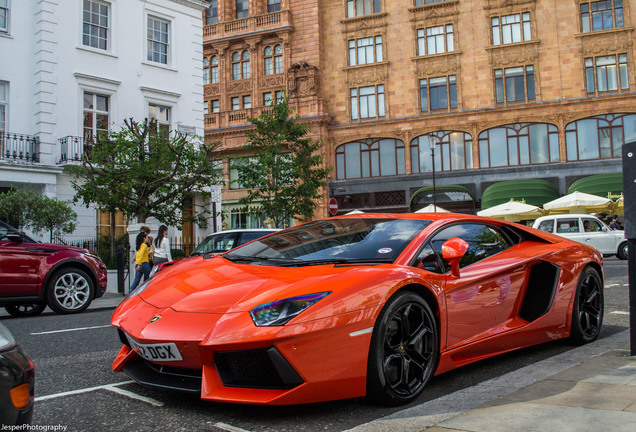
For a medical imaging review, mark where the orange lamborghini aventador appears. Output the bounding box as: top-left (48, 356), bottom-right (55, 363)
top-left (111, 213), bottom-right (604, 405)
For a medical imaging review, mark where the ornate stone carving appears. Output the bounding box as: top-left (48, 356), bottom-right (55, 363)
top-left (413, 53), bottom-right (461, 77)
top-left (205, 84), bottom-right (221, 96)
top-left (344, 62), bottom-right (389, 86)
top-left (487, 41), bottom-right (540, 66)
top-left (578, 29), bottom-right (634, 56)
top-left (227, 80), bottom-right (252, 93)
top-left (259, 75), bottom-right (286, 88)
top-left (484, 0), bottom-right (537, 13)
top-left (287, 62), bottom-right (319, 97)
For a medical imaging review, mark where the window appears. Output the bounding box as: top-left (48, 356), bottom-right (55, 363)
top-left (581, 0), bottom-right (624, 33)
top-left (268, 0), bottom-right (281, 13)
top-left (430, 224), bottom-right (510, 269)
top-left (203, 57), bottom-right (209, 84)
top-left (536, 219), bottom-right (555, 233)
top-left (556, 218), bottom-right (580, 234)
top-left (0, 0), bottom-right (8, 33)
top-left (491, 13), bottom-right (531, 45)
top-left (147, 16), bottom-right (169, 64)
top-left (264, 45), bottom-right (283, 75)
top-left (415, 0), bottom-right (451, 5)
top-left (236, 0), bottom-right (248, 18)
top-left (348, 36), bottom-right (383, 66)
top-left (350, 85), bottom-right (385, 120)
top-left (203, 56), bottom-right (219, 84)
top-left (211, 99), bottom-right (219, 113)
top-left (420, 75), bottom-right (457, 112)
top-left (346, 0), bottom-right (380, 18)
top-left (231, 97), bottom-right (240, 111)
top-left (479, 123), bottom-right (560, 168)
top-left (585, 53), bottom-right (629, 93)
top-left (335, 139), bottom-right (405, 180)
top-left (411, 132), bottom-right (473, 173)
top-left (0, 82), bottom-right (6, 132)
top-left (495, 66), bottom-right (535, 103)
top-left (243, 95), bottom-right (251, 109)
top-left (97, 210), bottom-right (127, 239)
top-left (565, 114), bottom-right (636, 161)
top-left (149, 104), bottom-right (170, 134)
top-left (206, 0), bottom-right (218, 25)
top-left (82, 0), bottom-right (109, 50)
top-left (417, 25), bottom-right (454, 56)
top-left (263, 91), bottom-right (284, 106)
top-left (232, 50), bottom-right (250, 80)
top-left (83, 92), bottom-right (109, 143)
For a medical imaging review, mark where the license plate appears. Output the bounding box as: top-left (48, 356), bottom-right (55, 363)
top-left (127, 336), bottom-right (183, 362)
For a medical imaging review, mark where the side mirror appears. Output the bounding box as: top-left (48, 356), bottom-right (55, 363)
top-left (442, 237), bottom-right (469, 278)
top-left (6, 231), bottom-right (25, 243)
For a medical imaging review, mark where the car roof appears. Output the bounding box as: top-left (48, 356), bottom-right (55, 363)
top-left (535, 214), bottom-right (600, 221)
top-left (204, 228), bottom-right (280, 236)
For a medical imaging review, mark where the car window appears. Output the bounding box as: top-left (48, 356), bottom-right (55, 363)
top-left (536, 220), bottom-right (554, 233)
top-left (0, 225), bottom-right (8, 241)
top-left (582, 218), bottom-right (603, 232)
top-left (556, 219), bottom-right (580, 233)
top-left (237, 232), bottom-right (273, 246)
top-left (413, 243), bottom-right (444, 274)
top-left (430, 223), bottom-right (511, 269)
top-left (193, 232), bottom-right (240, 254)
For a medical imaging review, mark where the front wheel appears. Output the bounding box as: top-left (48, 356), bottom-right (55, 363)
top-left (366, 291), bottom-right (439, 405)
top-left (617, 242), bottom-right (628, 260)
top-left (4, 303), bottom-right (46, 317)
top-left (46, 267), bottom-right (95, 314)
top-left (568, 267), bottom-right (603, 345)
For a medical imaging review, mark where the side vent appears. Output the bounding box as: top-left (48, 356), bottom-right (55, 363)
top-left (519, 261), bottom-right (560, 322)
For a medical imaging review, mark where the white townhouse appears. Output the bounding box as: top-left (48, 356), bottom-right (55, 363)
top-left (0, 0), bottom-right (218, 246)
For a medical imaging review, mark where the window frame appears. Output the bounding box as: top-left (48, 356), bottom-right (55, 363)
top-left (346, 0), bottom-right (381, 18)
top-left (350, 84), bottom-right (385, 121)
top-left (236, 0), bottom-right (249, 19)
top-left (494, 65), bottom-right (536, 104)
top-left (348, 35), bottom-right (383, 66)
top-left (580, 0), bottom-right (624, 33)
top-left (0, 81), bottom-right (7, 132)
top-left (410, 132), bottom-right (473, 174)
top-left (585, 53), bottom-right (629, 94)
top-left (82, 0), bottom-right (110, 51)
top-left (0, 0), bottom-right (8, 33)
top-left (417, 24), bottom-right (454, 56)
top-left (479, 123), bottom-right (560, 168)
top-left (83, 92), bottom-right (110, 143)
top-left (232, 50), bottom-right (250, 80)
top-left (268, 0), bottom-right (281, 13)
top-left (146, 15), bottom-right (170, 65)
top-left (420, 75), bottom-right (457, 112)
top-left (491, 12), bottom-right (532, 46)
top-left (206, 0), bottom-right (218, 25)
top-left (264, 44), bottom-right (283, 75)
top-left (148, 104), bottom-right (170, 135)
top-left (335, 138), bottom-right (405, 180)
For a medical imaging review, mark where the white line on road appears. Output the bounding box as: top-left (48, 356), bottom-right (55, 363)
top-left (31, 324), bottom-right (112, 335)
top-left (610, 311), bottom-right (629, 315)
top-left (214, 422), bottom-right (253, 432)
top-left (35, 381), bottom-right (135, 401)
top-left (106, 385), bottom-right (164, 407)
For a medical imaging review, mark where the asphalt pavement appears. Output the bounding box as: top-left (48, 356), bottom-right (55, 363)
top-left (88, 293), bottom-right (636, 432)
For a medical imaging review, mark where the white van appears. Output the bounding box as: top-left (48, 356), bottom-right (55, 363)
top-left (532, 214), bottom-right (627, 259)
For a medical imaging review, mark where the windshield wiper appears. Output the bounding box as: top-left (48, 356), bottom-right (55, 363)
top-left (298, 257), bottom-right (394, 266)
top-left (223, 254), bottom-right (302, 266)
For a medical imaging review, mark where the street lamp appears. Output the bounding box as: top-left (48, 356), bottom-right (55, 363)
top-left (429, 131), bottom-right (444, 211)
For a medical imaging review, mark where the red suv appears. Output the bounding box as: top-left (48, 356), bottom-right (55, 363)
top-left (0, 221), bottom-right (108, 317)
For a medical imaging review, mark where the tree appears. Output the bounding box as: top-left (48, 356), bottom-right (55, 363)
top-left (0, 188), bottom-right (77, 240)
top-left (233, 96), bottom-right (331, 228)
top-left (65, 118), bottom-right (221, 256)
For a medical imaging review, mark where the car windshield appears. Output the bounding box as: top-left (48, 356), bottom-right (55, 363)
top-left (224, 218), bottom-right (431, 266)
top-left (192, 232), bottom-right (240, 255)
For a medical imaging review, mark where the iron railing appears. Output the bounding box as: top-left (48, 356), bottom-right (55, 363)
top-left (0, 131), bottom-right (40, 164)
top-left (58, 136), bottom-right (90, 163)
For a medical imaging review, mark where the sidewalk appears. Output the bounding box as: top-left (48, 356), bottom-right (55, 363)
top-left (345, 330), bottom-right (635, 432)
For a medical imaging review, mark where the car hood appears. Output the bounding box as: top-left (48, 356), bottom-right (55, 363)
top-left (137, 255), bottom-right (398, 314)
top-left (25, 242), bottom-right (92, 254)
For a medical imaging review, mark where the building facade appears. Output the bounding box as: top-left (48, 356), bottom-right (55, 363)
top-left (206, 0), bottom-right (635, 226)
top-left (0, 0), bottom-right (214, 243)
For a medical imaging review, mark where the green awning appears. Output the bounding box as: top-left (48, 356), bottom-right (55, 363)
top-left (567, 173), bottom-right (623, 199)
top-left (409, 185), bottom-right (475, 211)
top-left (480, 179), bottom-right (559, 210)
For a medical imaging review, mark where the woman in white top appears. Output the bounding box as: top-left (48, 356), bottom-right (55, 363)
top-left (153, 225), bottom-right (172, 264)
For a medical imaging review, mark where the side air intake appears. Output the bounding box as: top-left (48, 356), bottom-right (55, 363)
top-left (519, 261), bottom-right (560, 322)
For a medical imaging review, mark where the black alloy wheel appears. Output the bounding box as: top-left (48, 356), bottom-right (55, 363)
top-left (367, 291), bottom-right (438, 405)
top-left (4, 303), bottom-right (46, 318)
top-left (569, 267), bottom-right (603, 345)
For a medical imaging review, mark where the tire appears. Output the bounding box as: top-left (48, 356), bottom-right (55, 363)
top-left (4, 303), bottom-right (46, 318)
top-left (568, 267), bottom-right (603, 345)
top-left (46, 267), bottom-right (95, 314)
top-left (617, 242), bottom-right (628, 260)
top-left (366, 291), bottom-right (439, 405)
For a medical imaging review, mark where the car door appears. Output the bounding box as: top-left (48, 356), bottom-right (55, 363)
top-left (555, 217), bottom-right (583, 243)
top-left (0, 228), bottom-right (41, 296)
top-left (579, 217), bottom-right (616, 254)
top-left (429, 223), bottom-right (528, 351)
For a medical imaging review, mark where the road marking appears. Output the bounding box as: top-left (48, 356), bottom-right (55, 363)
top-left (214, 423), bottom-right (252, 432)
top-left (605, 283), bottom-right (622, 287)
top-left (106, 385), bottom-right (164, 407)
top-left (31, 324), bottom-right (112, 335)
top-left (36, 381), bottom-right (135, 401)
top-left (610, 311), bottom-right (629, 315)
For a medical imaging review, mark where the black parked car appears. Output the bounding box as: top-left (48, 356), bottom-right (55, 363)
top-left (0, 321), bottom-right (34, 424)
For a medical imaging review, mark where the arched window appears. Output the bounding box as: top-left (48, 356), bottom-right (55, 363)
top-left (566, 114), bottom-right (636, 161)
top-left (232, 50), bottom-right (250, 80)
top-left (478, 123), bottom-right (559, 168)
top-left (411, 131), bottom-right (473, 173)
top-left (264, 44), bottom-right (283, 75)
top-left (335, 138), bottom-right (405, 180)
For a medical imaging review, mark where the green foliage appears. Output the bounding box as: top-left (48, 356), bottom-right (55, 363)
top-left (0, 188), bottom-right (77, 240)
top-left (171, 248), bottom-right (186, 260)
top-left (232, 95), bottom-right (331, 228)
top-left (96, 234), bottom-right (130, 270)
top-left (65, 118), bottom-right (222, 228)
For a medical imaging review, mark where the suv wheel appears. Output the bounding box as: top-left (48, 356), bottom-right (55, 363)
top-left (5, 303), bottom-right (46, 317)
top-left (617, 242), bottom-right (628, 260)
top-left (46, 267), bottom-right (95, 314)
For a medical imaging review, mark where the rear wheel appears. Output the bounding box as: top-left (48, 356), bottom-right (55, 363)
top-left (46, 267), bottom-right (95, 314)
top-left (366, 291), bottom-right (438, 405)
top-left (617, 242), bottom-right (628, 260)
top-left (4, 303), bottom-right (46, 317)
top-left (569, 267), bottom-right (603, 345)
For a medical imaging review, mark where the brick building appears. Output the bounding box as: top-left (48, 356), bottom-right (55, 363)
top-left (203, 0), bottom-right (635, 227)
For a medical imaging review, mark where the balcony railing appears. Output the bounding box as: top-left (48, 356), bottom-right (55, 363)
top-left (0, 131), bottom-right (40, 164)
top-left (203, 10), bottom-right (290, 40)
top-left (58, 136), bottom-right (90, 164)
top-left (205, 107), bottom-right (278, 130)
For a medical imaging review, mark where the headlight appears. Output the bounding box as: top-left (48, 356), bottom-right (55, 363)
top-left (84, 251), bottom-right (101, 261)
top-left (0, 322), bottom-right (16, 351)
top-left (250, 292), bottom-right (331, 326)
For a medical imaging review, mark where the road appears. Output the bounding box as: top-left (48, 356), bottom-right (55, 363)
top-left (1, 258), bottom-right (630, 432)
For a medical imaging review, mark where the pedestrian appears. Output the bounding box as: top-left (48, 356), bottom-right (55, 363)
top-left (147, 235), bottom-right (155, 267)
top-left (129, 231), bottom-right (151, 293)
top-left (609, 215), bottom-right (620, 230)
top-left (153, 225), bottom-right (172, 265)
